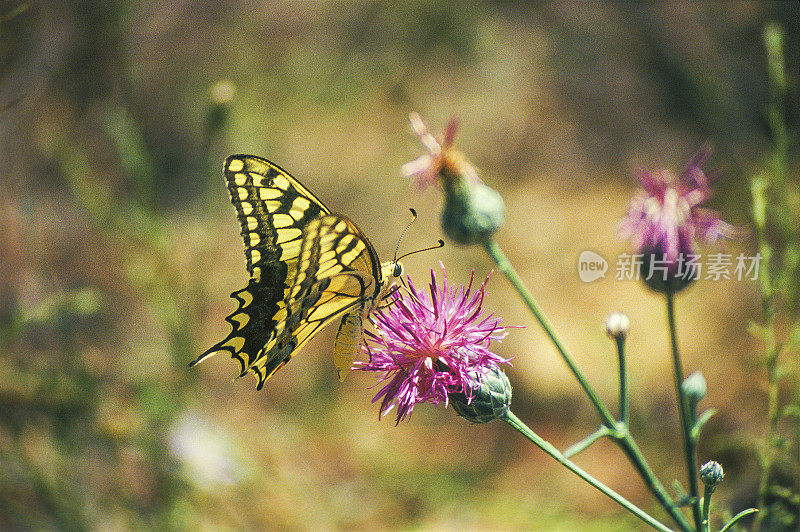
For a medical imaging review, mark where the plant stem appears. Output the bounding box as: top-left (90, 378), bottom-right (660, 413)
top-left (666, 290), bottom-right (702, 530)
top-left (485, 237), bottom-right (690, 530)
top-left (615, 431), bottom-right (693, 532)
top-left (752, 22), bottom-right (794, 531)
top-left (702, 484), bottom-right (713, 532)
top-left (483, 238), bottom-right (615, 427)
top-left (617, 336), bottom-right (630, 424)
top-left (751, 181), bottom-right (779, 532)
top-left (504, 410), bottom-right (673, 532)
top-left (564, 426), bottom-right (610, 458)
top-left (612, 333), bottom-right (691, 529)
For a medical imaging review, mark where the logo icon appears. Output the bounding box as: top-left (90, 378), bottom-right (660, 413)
top-left (577, 250), bottom-right (608, 282)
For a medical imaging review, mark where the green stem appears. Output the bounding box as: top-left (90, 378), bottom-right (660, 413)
top-left (564, 426), bottom-right (610, 458)
top-left (617, 336), bottom-right (630, 425)
top-left (607, 341), bottom-right (693, 531)
top-left (504, 411), bottom-right (673, 532)
top-left (752, 23), bottom-right (792, 531)
top-left (483, 238), bottom-right (615, 427)
top-left (752, 203), bottom-right (779, 532)
top-left (666, 291), bottom-right (702, 530)
top-left (702, 485), bottom-right (714, 532)
top-left (615, 432), bottom-right (693, 532)
top-left (486, 237), bottom-right (690, 530)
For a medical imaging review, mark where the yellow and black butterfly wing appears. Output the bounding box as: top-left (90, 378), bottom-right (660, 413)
top-left (193, 155), bottom-right (383, 389)
top-left (220, 154), bottom-right (330, 282)
top-left (265, 214), bottom-right (382, 383)
top-left (193, 155), bottom-right (329, 382)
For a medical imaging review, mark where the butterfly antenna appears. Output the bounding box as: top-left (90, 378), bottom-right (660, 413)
top-left (393, 208), bottom-right (418, 263)
top-left (395, 239), bottom-right (445, 262)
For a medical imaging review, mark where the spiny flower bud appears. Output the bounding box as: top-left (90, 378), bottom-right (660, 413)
top-left (699, 460), bottom-right (724, 488)
top-left (450, 364), bottom-right (512, 423)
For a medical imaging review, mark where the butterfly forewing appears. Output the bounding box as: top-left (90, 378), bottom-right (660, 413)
top-left (194, 155), bottom-right (387, 389)
top-left (255, 215), bottom-right (381, 382)
top-left (222, 155), bottom-right (329, 281)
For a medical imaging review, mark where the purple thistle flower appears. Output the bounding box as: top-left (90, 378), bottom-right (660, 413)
top-left (353, 264), bottom-right (510, 424)
top-left (618, 144), bottom-right (742, 292)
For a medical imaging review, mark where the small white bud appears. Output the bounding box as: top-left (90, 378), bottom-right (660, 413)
top-left (604, 312), bottom-right (630, 340)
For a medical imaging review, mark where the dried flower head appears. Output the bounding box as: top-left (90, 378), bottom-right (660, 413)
top-left (401, 112), bottom-right (478, 190)
top-left (353, 264), bottom-right (510, 424)
top-left (402, 112), bottom-right (505, 244)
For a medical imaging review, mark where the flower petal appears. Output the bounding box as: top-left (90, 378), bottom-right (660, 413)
top-left (354, 265), bottom-right (510, 423)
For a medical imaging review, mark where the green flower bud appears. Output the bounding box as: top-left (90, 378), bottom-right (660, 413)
top-left (450, 364), bottom-right (512, 423)
top-left (699, 460), bottom-right (724, 488)
top-left (441, 180), bottom-right (505, 245)
top-left (682, 371), bottom-right (707, 404)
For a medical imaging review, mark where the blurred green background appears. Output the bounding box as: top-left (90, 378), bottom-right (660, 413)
top-left (1, 1), bottom-right (798, 529)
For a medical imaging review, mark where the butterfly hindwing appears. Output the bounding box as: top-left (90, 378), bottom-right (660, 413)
top-left (194, 155), bottom-right (387, 389)
top-left (333, 312), bottom-right (365, 381)
top-left (256, 214), bottom-right (381, 384)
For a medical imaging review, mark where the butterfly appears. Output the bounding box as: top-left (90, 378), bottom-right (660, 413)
top-left (192, 154), bottom-right (403, 389)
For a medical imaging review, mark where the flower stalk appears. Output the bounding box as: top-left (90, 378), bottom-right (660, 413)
top-left (666, 290), bottom-right (702, 530)
top-left (606, 312), bottom-right (631, 424)
top-left (503, 410), bottom-right (673, 532)
top-left (617, 336), bottom-right (629, 425)
top-left (486, 237), bottom-right (692, 531)
top-left (483, 237), bottom-right (616, 427)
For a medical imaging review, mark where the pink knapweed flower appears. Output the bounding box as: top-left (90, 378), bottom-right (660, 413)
top-left (619, 144), bottom-right (742, 292)
top-left (401, 112), bottom-right (478, 190)
top-left (353, 264), bottom-right (510, 424)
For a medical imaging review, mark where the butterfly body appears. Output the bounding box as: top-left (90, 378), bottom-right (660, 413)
top-left (193, 155), bottom-right (401, 388)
